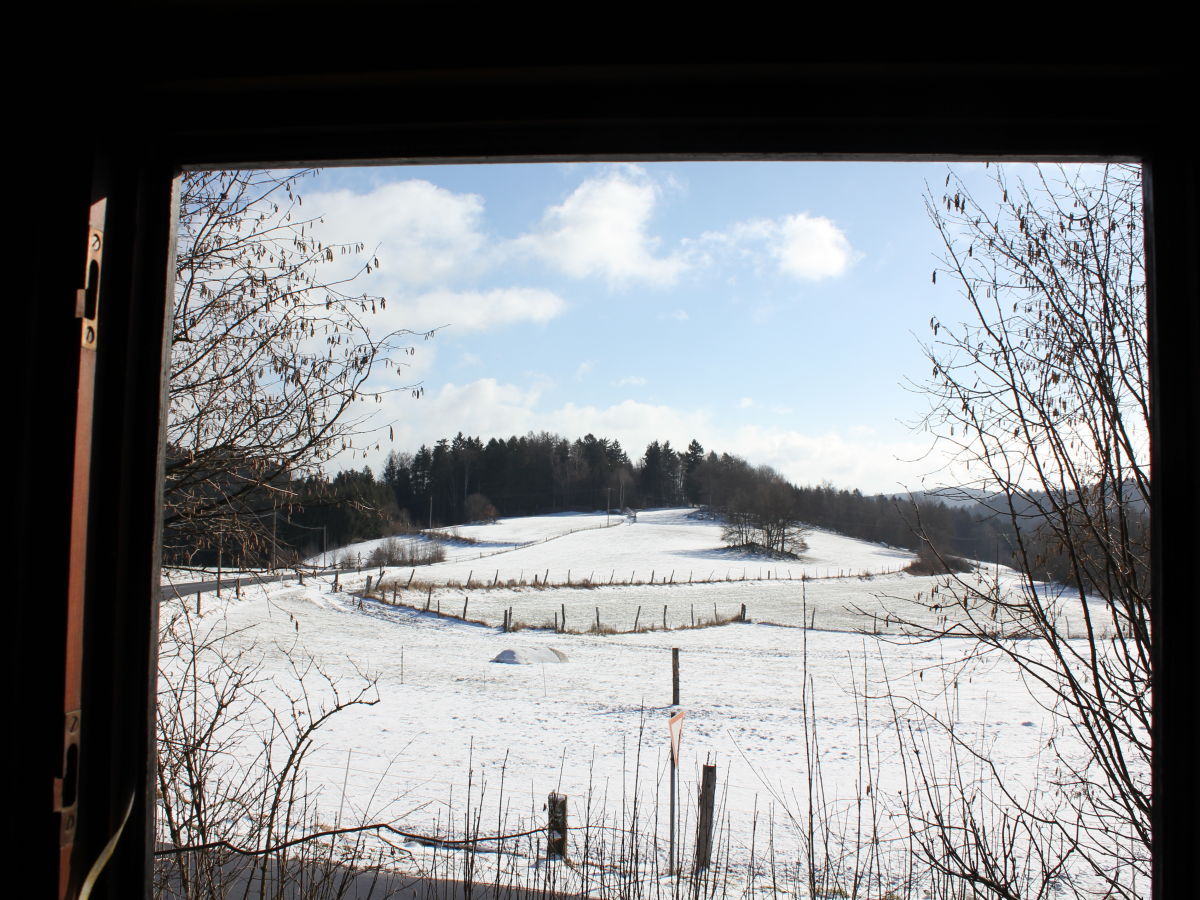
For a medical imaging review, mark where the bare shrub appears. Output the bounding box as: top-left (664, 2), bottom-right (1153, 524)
top-left (154, 602), bottom-right (381, 899)
top-left (904, 542), bottom-right (973, 576)
top-left (366, 537), bottom-right (445, 568)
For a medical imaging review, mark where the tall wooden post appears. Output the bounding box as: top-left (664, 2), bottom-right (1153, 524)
top-left (694, 764), bottom-right (717, 871)
top-left (672, 648), bottom-right (680, 706)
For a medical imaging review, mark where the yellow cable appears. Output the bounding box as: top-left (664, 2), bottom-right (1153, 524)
top-left (79, 793), bottom-right (135, 900)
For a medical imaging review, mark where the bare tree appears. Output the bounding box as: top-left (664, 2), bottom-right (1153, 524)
top-left (165, 169), bottom-right (435, 561)
top-left (904, 163), bottom-right (1150, 898)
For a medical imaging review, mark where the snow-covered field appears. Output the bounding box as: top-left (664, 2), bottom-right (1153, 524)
top-left (300, 508), bottom-right (1113, 639)
top-left (158, 509), bottom-right (1142, 897)
top-left (324, 508), bottom-right (916, 579)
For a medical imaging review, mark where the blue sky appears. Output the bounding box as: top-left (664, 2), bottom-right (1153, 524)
top-left (298, 161), bottom-right (1039, 495)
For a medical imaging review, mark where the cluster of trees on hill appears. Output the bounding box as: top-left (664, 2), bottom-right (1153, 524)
top-left (380, 433), bottom-right (719, 525)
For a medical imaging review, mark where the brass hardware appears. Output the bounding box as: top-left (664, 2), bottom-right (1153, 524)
top-left (77, 226), bottom-right (102, 350)
top-left (54, 709), bottom-right (81, 845)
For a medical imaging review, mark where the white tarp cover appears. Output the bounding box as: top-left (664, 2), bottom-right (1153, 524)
top-left (491, 647), bottom-right (568, 665)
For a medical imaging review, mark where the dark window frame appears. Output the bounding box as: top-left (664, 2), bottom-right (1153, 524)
top-left (17, 43), bottom-right (1196, 900)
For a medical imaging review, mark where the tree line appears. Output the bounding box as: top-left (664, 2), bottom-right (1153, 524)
top-left (164, 430), bottom-right (1052, 576)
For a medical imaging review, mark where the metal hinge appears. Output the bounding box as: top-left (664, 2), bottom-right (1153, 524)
top-left (76, 225), bottom-right (102, 349)
top-left (53, 709), bottom-right (82, 845)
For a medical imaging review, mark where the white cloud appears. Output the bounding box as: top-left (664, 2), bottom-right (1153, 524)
top-left (545, 400), bottom-right (713, 451)
top-left (739, 397), bottom-right (755, 409)
top-left (372, 379), bottom-right (548, 455)
top-left (771, 213), bottom-right (856, 280)
top-left (575, 361), bottom-right (595, 380)
top-left (659, 309), bottom-right (689, 322)
top-left (720, 425), bottom-right (934, 494)
top-left (515, 170), bottom-right (686, 287)
top-left (306, 180), bottom-right (489, 288)
top-left (699, 212), bottom-right (856, 281)
top-left (614, 375), bottom-right (647, 387)
top-left (383, 287), bottom-right (566, 334)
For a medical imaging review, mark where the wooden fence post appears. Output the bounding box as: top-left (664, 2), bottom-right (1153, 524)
top-left (694, 764), bottom-right (717, 871)
top-left (634, 606), bottom-right (641, 631)
top-left (672, 648), bottom-right (680, 706)
top-left (366, 575), bottom-right (373, 595)
top-left (547, 792), bottom-right (568, 859)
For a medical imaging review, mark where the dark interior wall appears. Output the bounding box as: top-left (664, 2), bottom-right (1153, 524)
top-left (14, 10), bottom-right (1197, 898)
